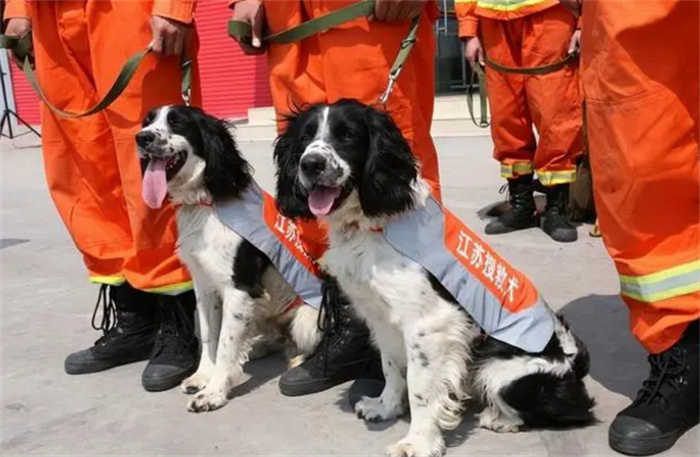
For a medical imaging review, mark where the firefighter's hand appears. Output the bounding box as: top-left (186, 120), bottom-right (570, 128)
top-left (230, 0), bottom-right (266, 55)
top-left (568, 29), bottom-right (581, 55)
top-left (559, 0), bottom-right (582, 17)
top-left (464, 36), bottom-right (484, 67)
top-left (4, 18), bottom-right (33, 69)
top-left (150, 15), bottom-right (192, 56)
top-left (373, 0), bottom-right (429, 22)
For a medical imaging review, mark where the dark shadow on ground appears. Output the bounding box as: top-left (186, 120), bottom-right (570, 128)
top-left (231, 352), bottom-right (288, 398)
top-left (476, 195), bottom-right (548, 221)
top-left (334, 384), bottom-right (400, 432)
top-left (558, 294), bottom-right (647, 399)
top-left (445, 407), bottom-right (478, 449)
top-left (332, 380), bottom-right (478, 443)
top-left (1, 238), bottom-right (29, 250)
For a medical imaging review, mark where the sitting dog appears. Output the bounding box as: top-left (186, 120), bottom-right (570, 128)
top-left (136, 105), bottom-right (321, 412)
top-left (273, 99), bottom-right (596, 457)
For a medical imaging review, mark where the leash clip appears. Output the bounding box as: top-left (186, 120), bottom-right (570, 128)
top-left (377, 16), bottom-right (420, 105)
top-left (378, 74), bottom-right (397, 105)
top-left (180, 58), bottom-right (193, 106)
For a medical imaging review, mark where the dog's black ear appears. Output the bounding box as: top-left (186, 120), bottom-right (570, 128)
top-left (273, 115), bottom-right (314, 220)
top-left (193, 109), bottom-right (252, 201)
top-left (358, 107), bottom-right (418, 218)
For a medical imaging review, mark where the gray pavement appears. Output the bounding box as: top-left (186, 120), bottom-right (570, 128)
top-left (1, 130), bottom-right (698, 456)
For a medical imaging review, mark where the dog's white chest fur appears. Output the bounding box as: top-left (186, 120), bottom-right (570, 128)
top-left (177, 206), bottom-right (240, 290)
top-left (176, 205), bottom-right (296, 308)
top-left (324, 231), bottom-right (429, 328)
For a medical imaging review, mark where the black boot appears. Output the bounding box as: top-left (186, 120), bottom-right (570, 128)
top-left (347, 355), bottom-right (385, 409)
top-left (141, 291), bottom-right (200, 392)
top-left (279, 280), bottom-right (378, 397)
top-left (609, 320), bottom-right (699, 456)
top-left (485, 175), bottom-right (538, 235)
top-left (541, 184), bottom-right (578, 243)
top-left (65, 284), bottom-right (157, 375)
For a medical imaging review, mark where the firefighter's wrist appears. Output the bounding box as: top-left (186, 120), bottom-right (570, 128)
top-left (229, 0), bottom-right (260, 11)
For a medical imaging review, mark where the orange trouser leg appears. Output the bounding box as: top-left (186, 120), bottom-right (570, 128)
top-left (482, 4), bottom-right (583, 183)
top-left (522, 5), bottom-right (582, 185)
top-left (30, 1), bottom-right (201, 293)
top-left (581, 0), bottom-right (700, 353)
top-left (481, 17), bottom-right (536, 178)
top-left (265, 0), bottom-right (440, 255)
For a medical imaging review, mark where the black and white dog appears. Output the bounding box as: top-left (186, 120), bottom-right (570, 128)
top-left (273, 100), bottom-right (596, 457)
top-left (137, 105), bottom-right (321, 413)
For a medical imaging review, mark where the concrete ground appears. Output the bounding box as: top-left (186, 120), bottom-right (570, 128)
top-left (1, 129), bottom-right (698, 456)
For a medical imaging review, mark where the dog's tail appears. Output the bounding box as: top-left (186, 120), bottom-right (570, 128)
top-left (289, 304), bottom-right (321, 356)
top-left (500, 342), bottom-right (597, 429)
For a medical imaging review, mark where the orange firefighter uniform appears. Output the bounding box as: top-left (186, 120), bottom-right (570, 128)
top-left (456, 0), bottom-right (582, 185)
top-left (3, 0), bottom-right (201, 293)
top-left (580, 0), bottom-right (700, 353)
top-left (230, 0), bottom-right (442, 256)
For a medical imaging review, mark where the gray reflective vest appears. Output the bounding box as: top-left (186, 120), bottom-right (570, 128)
top-left (214, 182), bottom-right (323, 309)
top-left (383, 195), bottom-right (554, 353)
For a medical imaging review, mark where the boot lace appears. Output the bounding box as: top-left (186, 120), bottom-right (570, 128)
top-left (634, 347), bottom-right (686, 408)
top-left (91, 285), bottom-right (119, 344)
top-left (152, 297), bottom-right (195, 358)
top-left (314, 279), bottom-right (351, 376)
top-left (498, 183), bottom-right (510, 202)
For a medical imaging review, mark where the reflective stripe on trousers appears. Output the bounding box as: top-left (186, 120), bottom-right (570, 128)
top-left (620, 260), bottom-right (700, 304)
top-left (214, 182), bottom-right (324, 309)
top-left (383, 195), bottom-right (554, 353)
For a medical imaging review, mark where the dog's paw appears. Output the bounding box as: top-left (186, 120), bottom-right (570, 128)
top-left (385, 435), bottom-right (445, 457)
top-left (181, 372), bottom-right (210, 395)
top-left (187, 389), bottom-right (228, 413)
top-left (477, 409), bottom-right (523, 433)
top-left (355, 396), bottom-right (404, 422)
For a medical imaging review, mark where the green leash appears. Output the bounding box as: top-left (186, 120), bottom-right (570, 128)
top-left (228, 0), bottom-right (376, 45)
top-left (0, 33), bottom-right (192, 118)
top-left (485, 50), bottom-right (579, 76)
top-left (228, 0), bottom-right (419, 105)
top-left (466, 63), bottom-right (490, 128)
top-left (466, 48), bottom-right (580, 128)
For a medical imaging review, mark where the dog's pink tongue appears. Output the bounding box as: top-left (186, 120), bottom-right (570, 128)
top-left (308, 186), bottom-right (341, 216)
top-left (142, 159), bottom-right (168, 210)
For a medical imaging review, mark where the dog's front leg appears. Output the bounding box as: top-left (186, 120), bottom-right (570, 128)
top-left (181, 285), bottom-right (220, 395)
top-left (187, 286), bottom-right (254, 413)
top-left (386, 325), bottom-right (466, 457)
top-left (355, 327), bottom-right (407, 422)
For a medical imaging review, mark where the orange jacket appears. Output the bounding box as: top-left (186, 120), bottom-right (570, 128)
top-left (455, 0), bottom-right (568, 38)
top-left (4, 0), bottom-right (198, 24)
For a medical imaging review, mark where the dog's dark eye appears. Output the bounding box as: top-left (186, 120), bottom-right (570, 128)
top-left (142, 110), bottom-right (156, 127)
top-left (334, 125), bottom-right (355, 143)
top-left (299, 128), bottom-right (315, 145)
top-left (167, 110), bottom-right (185, 129)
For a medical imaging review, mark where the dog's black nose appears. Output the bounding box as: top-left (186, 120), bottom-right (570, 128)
top-left (300, 153), bottom-right (327, 177)
top-left (136, 131), bottom-right (156, 149)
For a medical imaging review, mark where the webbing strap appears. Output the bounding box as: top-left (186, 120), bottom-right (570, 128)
top-left (466, 63), bottom-right (489, 128)
top-left (485, 49), bottom-right (579, 76)
top-left (228, 0), bottom-right (376, 45)
top-left (378, 16), bottom-right (419, 105)
top-left (0, 33), bottom-right (192, 118)
top-left (486, 51), bottom-right (579, 75)
top-left (229, 0), bottom-right (419, 105)
top-left (465, 49), bottom-right (580, 129)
